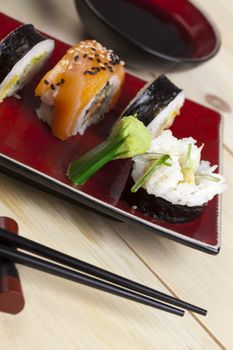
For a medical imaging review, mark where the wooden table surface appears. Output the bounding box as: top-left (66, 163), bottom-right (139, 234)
top-left (0, 1), bottom-right (232, 349)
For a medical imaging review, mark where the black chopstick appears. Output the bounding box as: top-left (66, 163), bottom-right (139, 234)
top-left (0, 227), bottom-right (207, 316)
top-left (0, 244), bottom-right (184, 316)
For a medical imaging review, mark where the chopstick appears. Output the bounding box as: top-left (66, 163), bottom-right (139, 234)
top-left (0, 227), bottom-right (207, 316)
top-left (0, 244), bottom-right (184, 316)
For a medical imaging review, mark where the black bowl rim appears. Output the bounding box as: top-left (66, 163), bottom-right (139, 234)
top-left (81, 0), bottom-right (221, 63)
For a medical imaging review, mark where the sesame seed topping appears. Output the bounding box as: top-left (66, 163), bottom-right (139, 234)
top-left (51, 84), bottom-right (56, 90)
top-left (44, 79), bottom-right (49, 85)
top-left (107, 66), bottom-right (113, 73)
top-left (100, 66), bottom-right (106, 71)
top-left (74, 55), bottom-right (79, 61)
top-left (83, 53), bottom-right (87, 58)
top-left (84, 70), bottom-right (96, 75)
top-left (56, 78), bottom-right (65, 86)
top-left (108, 52), bottom-right (120, 65)
top-left (97, 58), bottom-right (101, 63)
top-left (61, 59), bottom-right (69, 67)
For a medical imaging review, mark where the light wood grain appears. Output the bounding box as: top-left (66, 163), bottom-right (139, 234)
top-left (0, 173), bottom-right (220, 350)
top-left (0, 0), bottom-right (232, 349)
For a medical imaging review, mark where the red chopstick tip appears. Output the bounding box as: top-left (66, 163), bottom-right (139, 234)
top-left (0, 217), bottom-right (25, 315)
top-left (0, 217), bottom-right (18, 234)
top-left (0, 276), bottom-right (25, 314)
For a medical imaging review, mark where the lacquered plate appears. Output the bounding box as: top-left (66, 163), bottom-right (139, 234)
top-left (0, 13), bottom-right (222, 254)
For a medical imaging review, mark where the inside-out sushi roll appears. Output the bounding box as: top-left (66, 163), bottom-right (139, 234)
top-left (121, 75), bottom-right (185, 136)
top-left (126, 130), bottom-right (226, 223)
top-left (0, 24), bottom-right (54, 102)
top-left (35, 40), bottom-right (125, 140)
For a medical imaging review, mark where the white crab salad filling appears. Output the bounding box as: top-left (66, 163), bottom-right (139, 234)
top-left (131, 130), bottom-right (227, 207)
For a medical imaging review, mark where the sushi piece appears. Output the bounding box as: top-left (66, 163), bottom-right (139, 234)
top-left (125, 130), bottom-right (226, 223)
top-left (120, 75), bottom-right (185, 136)
top-left (0, 24), bottom-right (54, 102)
top-left (35, 40), bottom-right (125, 140)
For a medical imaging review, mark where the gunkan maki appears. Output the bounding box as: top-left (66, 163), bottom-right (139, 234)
top-left (125, 130), bottom-right (226, 223)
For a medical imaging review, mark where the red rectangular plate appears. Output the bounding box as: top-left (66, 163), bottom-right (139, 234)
top-left (0, 13), bottom-right (222, 254)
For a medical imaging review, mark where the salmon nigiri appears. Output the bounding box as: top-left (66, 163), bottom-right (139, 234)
top-left (35, 40), bottom-right (125, 140)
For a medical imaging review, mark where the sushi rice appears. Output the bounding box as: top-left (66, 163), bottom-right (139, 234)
top-left (132, 130), bottom-right (226, 207)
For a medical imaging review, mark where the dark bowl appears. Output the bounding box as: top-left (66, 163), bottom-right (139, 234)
top-left (74, 0), bottom-right (221, 68)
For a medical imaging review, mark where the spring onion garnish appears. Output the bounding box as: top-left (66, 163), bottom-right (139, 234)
top-left (181, 144), bottom-right (195, 184)
top-left (186, 143), bottom-right (192, 167)
top-left (131, 154), bottom-right (171, 193)
top-left (195, 174), bottom-right (221, 182)
top-left (67, 116), bottom-right (152, 185)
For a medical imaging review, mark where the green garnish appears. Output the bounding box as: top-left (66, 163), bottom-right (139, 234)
top-left (67, 115), bottom-right (152, 185)
top-left (186, 143), bottom-right (192, 167)
top-left (131, 154), bottom-right (171, 193)
top-left (181, 144), bottom-right (195, 184)
top-left (30, 53), bottom-right (46, 65)
top-left (195, 174), bottom-right (221, 182)
top-left (0, 74), bottom-right (19, 101)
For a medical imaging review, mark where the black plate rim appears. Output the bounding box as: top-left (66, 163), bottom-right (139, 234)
top-left (0, 152), bottom-right (220, 255)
